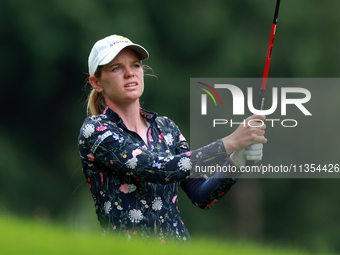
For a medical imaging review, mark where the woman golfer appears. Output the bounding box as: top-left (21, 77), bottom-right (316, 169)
top-left (78, 34), bottom-right (267, 243)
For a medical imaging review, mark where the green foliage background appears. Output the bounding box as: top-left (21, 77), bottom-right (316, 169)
top-left (1, 0), bottom-right (340, 253)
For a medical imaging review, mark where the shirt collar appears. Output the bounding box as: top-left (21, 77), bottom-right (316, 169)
top-left (103, 106), bottom-right (158, 124)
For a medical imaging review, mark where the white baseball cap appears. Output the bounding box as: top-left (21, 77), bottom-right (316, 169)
top-left (88, 34), bottom-right (149, 75)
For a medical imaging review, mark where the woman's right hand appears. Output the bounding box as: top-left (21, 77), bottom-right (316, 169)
top-left (222, 114), bottom-right (267, 155)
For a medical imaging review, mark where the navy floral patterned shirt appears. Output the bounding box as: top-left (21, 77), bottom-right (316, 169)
top-left (78, 107), bottom-right (238, 243)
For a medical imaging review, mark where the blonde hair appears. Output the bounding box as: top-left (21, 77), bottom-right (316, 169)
top-left (86, 66), bottom-right (106, 116)
top-left (86, 64), bottom-right (156, 116)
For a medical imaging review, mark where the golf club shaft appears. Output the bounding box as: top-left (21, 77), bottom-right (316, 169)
top-left (259, 0), bottom-right (281, 108)
top-left (247, 0), bottom-right (281, 167)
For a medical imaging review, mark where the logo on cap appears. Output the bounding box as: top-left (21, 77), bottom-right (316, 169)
top-left (106, 35), bottom-right (131, 47)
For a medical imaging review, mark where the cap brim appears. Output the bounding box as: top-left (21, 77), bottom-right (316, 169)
top-left (99, 44), bottom-right (149, 67)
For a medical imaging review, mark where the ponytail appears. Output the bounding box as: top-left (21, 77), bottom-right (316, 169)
top-left (86, 89), bottom-right (106, 116)
top-left (86, 66), bottom-right (106, 116)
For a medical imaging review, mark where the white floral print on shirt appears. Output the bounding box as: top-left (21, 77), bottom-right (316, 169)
top-left (178, 157), bottom-right (191, 171)
top-left (164, 133), bottom-right (174, 146)
top-left (83, 124), bottom-right (95, 138)
top-left (129, 209), bottom-right (143, 223)
top-left (152, 197), bottom-right (163, 211)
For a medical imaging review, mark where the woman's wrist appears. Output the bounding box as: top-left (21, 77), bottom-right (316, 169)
top-left (222, 136), bottom-right (236, 156)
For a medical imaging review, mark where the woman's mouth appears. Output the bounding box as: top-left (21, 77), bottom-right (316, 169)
top-left (125, 83), bottom-right (137, 88)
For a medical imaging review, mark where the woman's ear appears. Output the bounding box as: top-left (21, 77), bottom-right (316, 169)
top-left (89, 75), bottom-right (103, 92)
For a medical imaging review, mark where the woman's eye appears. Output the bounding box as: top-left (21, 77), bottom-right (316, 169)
top-left (133, 64), bottom-right (141, 68)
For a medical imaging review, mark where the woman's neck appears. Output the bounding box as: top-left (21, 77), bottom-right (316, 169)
top-left (107, 100), bottom-right (145, 133)
top-left (107, 100), bottom-right (149, 147)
